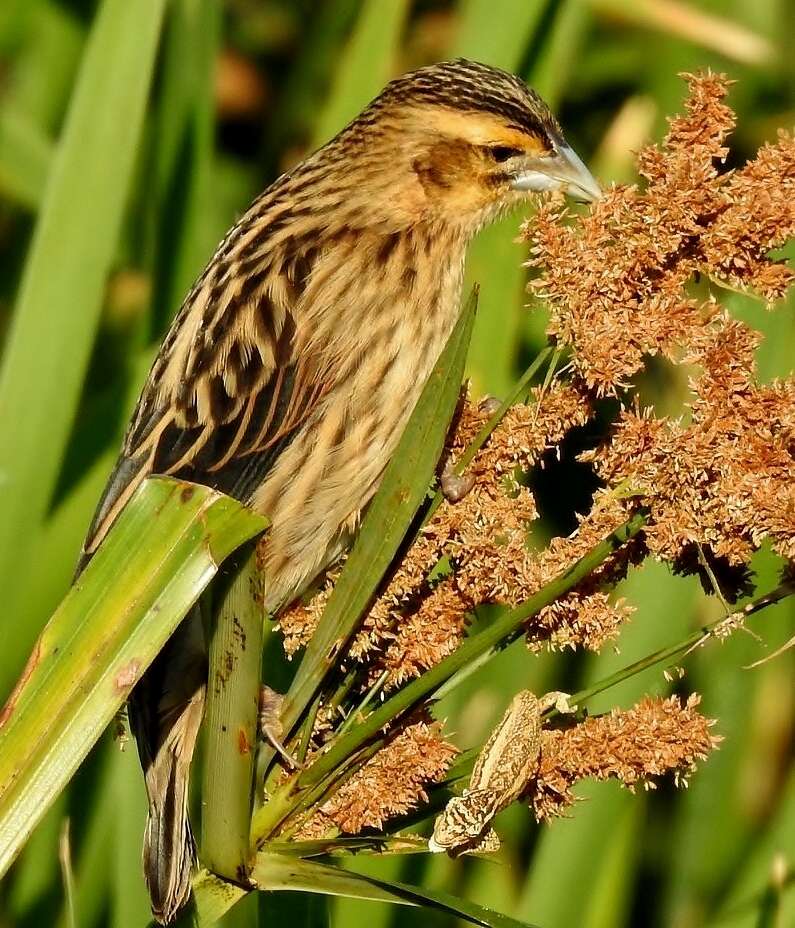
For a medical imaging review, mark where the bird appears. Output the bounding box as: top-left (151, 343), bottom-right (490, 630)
top-left (79, 58), bottom-right (600, 923)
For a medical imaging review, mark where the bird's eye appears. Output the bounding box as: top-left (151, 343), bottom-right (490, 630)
top-left (489, 145), bottom-right (523, 162)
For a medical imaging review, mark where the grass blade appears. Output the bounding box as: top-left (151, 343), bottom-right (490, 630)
top-left (186, 854), bottom-right (539, 928)
top-left (145, 0), bottom-right (221, 335)
top-left (453, 0), bottom-right (548, 66)
top-left (3, 1), bottom-right (84, 134)
top-left (0, 477), bottom-right (266, 878)
top-left (254, 855), bottom-right (538, 928)
top-left (202, 544), bottom-right (266, 882)
top-left (312, 0), bottom-right (410, 145)
top-left (0, 0), bottom-right (167, 606)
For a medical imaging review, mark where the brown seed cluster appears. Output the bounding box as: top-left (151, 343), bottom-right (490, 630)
top-left (588, 316), bottom-right (795, 567)
top-left (530, 696), bottom-right (719, 821)
top-left (524, 72), bottom-right (795, 395)
top-left (523, 69), bottom-right (795, 584)
top-left (296, 718), bottom-right (457, 837)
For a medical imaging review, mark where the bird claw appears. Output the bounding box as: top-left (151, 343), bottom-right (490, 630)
top-left (441, 462), bottom-right (476, 503)
top-left (478, 395), bottom-right (502, 416)
top-left (258, 685), bottom-right (304, 770)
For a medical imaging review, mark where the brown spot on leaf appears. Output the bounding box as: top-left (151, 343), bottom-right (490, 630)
top-left (0, 635), bottom-right (43, 728)
top-left (238, 728), bottom-right (252, 755)
top-left (114, 659), bottom-right (142, 694)
top-left (180, 485), bottom-right (196, 503)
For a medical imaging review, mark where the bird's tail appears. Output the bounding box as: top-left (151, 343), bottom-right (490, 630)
top-left (130, 609), bottom-right (207, 925)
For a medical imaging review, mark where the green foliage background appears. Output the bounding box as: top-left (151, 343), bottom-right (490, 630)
top-left (0, 1), bottom-right (793, 926)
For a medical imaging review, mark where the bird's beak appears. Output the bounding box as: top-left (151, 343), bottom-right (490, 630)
top-left (511, 142), bottom-right (602, 204)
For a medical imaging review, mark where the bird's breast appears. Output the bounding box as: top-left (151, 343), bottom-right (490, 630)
top-left (251, 232), bottom-right (467, 611)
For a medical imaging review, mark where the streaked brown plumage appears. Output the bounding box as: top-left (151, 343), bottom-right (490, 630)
top-left (80, 59), bottom-right (600, 923)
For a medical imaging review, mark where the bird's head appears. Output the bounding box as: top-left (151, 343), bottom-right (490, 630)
top-left (322, 59), bottom-right (601, 232)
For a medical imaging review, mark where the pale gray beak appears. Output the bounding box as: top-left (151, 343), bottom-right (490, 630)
top-left (511, 142), bottom-right (602, 203)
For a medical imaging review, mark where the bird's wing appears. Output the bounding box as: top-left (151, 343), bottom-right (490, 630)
top-left (81, 233), bottom-right (325, 560)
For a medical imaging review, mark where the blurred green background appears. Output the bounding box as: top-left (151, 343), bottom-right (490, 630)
top-left (0, 1), bottom-right (793, 926)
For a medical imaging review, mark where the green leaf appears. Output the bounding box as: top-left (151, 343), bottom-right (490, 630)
top-left (187, 855), bottom-right (538, 928)
top-left (4, 0), bottom-right (84, 133)
top-left (201, 544), bottom-right (265, 882)
top-left (0, 0), bottom-right (167, 608)
top-left (253, 289), bottom-right (478, 818)
top-left (529, 0), bottom-right (591, 107)
top-left (312, 0), bottom-right (410, 145)
top-left (145, 0), bottom-right (221, 336)
top-left (453, 0), bottom-right (548, 67)
top-left (0, 477), bottom-right (266, 878)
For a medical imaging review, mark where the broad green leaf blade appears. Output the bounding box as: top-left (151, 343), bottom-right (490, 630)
top-left (201, 544), bottom-right (264, 882)
top-left (187, 855), bottom-right (538, 927)
top-left (263, 291), bottom-right (478, 790)
top-left (312, 0), bottom-right (410, 146)
top-left (0, 477), bottom-right (266, 878)
top-left (254, 855), bottom-right (538, 928)
top-left (0, 450), bottom-right (115, 706)
top-left (0, 0), bottom-right (167, 608)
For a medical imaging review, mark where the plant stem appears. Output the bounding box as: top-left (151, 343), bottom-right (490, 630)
top-left (296, 693), bottom-right (322, 765)
top-left (337, 671), bottom-right (388, 736)
top-left (201, 542), bottom-right (263, 882)
top-left (565, 579), bottom-right (795, 711)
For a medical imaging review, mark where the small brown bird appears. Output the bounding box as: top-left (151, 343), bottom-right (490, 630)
top-left (80, 59), bottom-right (599, 922)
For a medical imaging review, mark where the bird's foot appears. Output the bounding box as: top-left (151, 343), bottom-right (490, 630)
top-left (441, 462), bottom-right (476, 503)
top-left (258, 685), bottom-right (304, 770)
